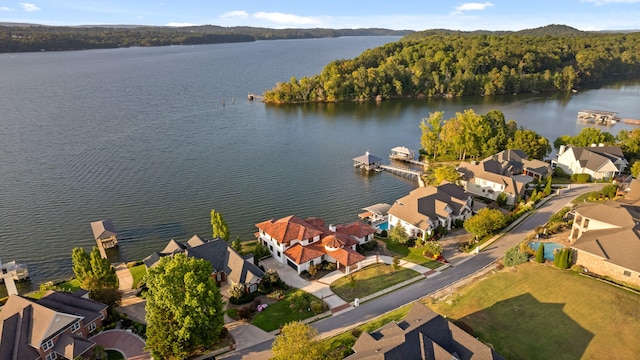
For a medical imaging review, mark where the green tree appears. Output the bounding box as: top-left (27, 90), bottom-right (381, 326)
top-left (89, 247), bottom-right (118, 288)
top-left (507, 129), bottom-right (551, 160)
top-left (389, 221), bottom-right (410, 244)
top-left (71, 247), bottom-right (92, 284)
top-left (554, 248), bottom-right (572, 269)
top-left (432, 165), bottom-right (461, 185)
top-left (210, 209), bottom-right (229, 241)
top-left (543, 176), bottom-right (553, 196)
top-left (631, 161), bottom-right (640, 178)
top-left (503, 245), bottom-right (529, 267)
top-left (231, 236), bottom-right (242, 253)
top-left (272, 321), bottom-right (322, 360)
top-left (535, 243), bottom-right (545, 263)
top-left (145, 253), bottom-right (225, 360)
top-left (463, 208), bottom-right (507, 240)
top-left (420, 111), bottom-right (444, 159)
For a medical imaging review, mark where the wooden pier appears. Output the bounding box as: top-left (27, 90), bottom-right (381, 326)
top-left (379, 165), bottom-right (422, 179)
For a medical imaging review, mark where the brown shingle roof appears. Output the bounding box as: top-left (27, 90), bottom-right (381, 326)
top-left (90, 219), bottom-right (117, 241)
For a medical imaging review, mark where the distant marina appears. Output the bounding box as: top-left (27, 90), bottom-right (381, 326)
top-left (578, 109), bottom-right (640, 126)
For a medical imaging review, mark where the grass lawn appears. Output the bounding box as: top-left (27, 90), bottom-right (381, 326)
top-left (251, 289), bottom-right (323, 332)
top-left (427, 262), bottom-right (640, 360)
top-left (240, 240), bottom-right (258, 255)
top-left (381, 239), bottom-right (441, 269)
top-left (27, 279), bottom-right (83, 299)
top-left (129, 264), bottom-right (147, 289)
top-left (330, 263), bottom-right (418, 303)
top-left (320, 304), bottom-right (412, 359)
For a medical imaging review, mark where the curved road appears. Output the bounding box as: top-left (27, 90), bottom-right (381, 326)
top-left (220, 184), bottom-right (599, 360)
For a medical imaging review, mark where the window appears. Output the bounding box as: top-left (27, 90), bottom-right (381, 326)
top-left (70, 320), bottom-right (80, 332)
top-left (623, 270), bottom-right (631, 277)
top-left (46, 353), bottom-right (57, 360)
top-left (99, 313), bottom-right (105, 320)
top-left (277, 251), bottom-right (281, 257)
top-left (42, 339), bottom-right (54, 352)
top-left (583, 218), bottom-right (590, 229)
top-left (89, 321), bottom-right (97, 332)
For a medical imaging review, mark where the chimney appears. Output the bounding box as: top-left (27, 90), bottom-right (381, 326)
top-left (558, 145), bottom-right (566, 155)
top-left (329, 224), bottom-right (336, 232)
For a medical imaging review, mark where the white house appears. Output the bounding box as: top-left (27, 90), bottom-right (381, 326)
top-left (553, 145), bottom-right (627, 180)
top-left (387, 182), bottom-right (473, 240)
top-left (255, 215), bottom-right (374, 274)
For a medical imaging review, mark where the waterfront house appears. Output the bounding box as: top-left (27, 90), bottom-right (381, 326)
top-left (568, 198), bottom-right (640, 287)
top-left (255, 215), bottom-right (374, 274)
top-left (457, 150), bottom-right (548, 205)
top-left (553, 145), bottom-right (627, 180)
top-left (0, 290), bottom-right (108, 360)
top-left (358, 203), bottom-right (392, 226)
top-left (90, 219), bottom-right (118, 249)
top-left (143, 235), bottom-right (264, 293)
top-left (387, 182), bottom-right (473, 240)
top-left (346, 301), bottom-right (504, 360)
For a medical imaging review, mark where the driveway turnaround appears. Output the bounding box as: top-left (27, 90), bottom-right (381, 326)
top-left (91, 329), bottom-right (152, 360)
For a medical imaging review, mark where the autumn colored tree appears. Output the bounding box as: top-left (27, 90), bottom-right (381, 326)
top-left (271, 322), bottom-right (322, 360)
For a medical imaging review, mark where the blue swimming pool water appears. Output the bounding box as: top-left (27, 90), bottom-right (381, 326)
top-left (528, 241), bottom-right (564, 261)
top-left (377, 221), bottom-right (389, 231)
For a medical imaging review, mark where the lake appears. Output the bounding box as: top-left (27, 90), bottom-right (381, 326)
top-left (0, 36), bottom-right (638, 294)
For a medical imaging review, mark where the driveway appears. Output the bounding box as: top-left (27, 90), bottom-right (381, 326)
top-left (92, 329), bottom-right (152, 360)
top-left (114, 262), bottom-right (147, 324)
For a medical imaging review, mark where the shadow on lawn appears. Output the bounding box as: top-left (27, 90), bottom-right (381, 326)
top-left (459, 293), bottom-right (593, 360)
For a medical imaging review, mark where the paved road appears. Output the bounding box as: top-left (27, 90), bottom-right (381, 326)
top-left (219, 184), bottom-right (599, 360)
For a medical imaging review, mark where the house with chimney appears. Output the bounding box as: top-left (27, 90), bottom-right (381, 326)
top-left (553, 144), bottom-right (628, 180)
top-left (255, 216), bottom-right (375, 275)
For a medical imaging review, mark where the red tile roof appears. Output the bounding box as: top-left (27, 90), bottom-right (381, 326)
top-left (322, 233), bottom-right (359, 249)
top-left (335, 222), bottom-right (376, 238)
top-left (330, 247), bottom-right (366, 267)
top-left (255, 215), bottom-right (323, 245)
top-left (284, 244), bottom-right (326, 264)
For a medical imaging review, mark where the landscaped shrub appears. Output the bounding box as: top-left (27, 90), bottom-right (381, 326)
top-left (310, 300), bottom-right (324, 314)
top-left (571, 264), bottom-right (587, 273)
top-left (238, 306), bottom-right (253, 320)
top-left (601, 184), bottom-right (617, 199)
top-left (534, 243), bottom-right (545, 263)
top-left (422, 241), bottom-right (444, 259)
top-left (553, 166), bottom-right (569, 178)
top-left (308, 264), bottom-right (318, 277)
top-left (229, 291), bottom-right (259, 305)
top-left (571, 174), bottom-right (591, 183)
top-left (357, 241), bottom-right (377, 252)
top-left (454, 219), bottom-right (465, 229)
top-left (379, 230), bottom-right (388, 238)
top-left (226, 308), bottom-right (239, 319)
top-left (325, 262), bottom-right (336, 271)
top-left (554, 248), bottom-right (572, 269)
top-left (549, 207), bottom-right (571, 224)
top-left (503, 245), bottom-right (529, 267)
top-left (229, 283), bottom-right (246, 299)
top-left (392, 256), bottom-right (400, 270)
top-left (351, 328), bottom-right (363, 338)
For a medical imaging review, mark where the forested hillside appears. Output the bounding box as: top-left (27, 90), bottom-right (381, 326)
top-left (264, 26), bottom-right (640, 103)
top-left (0, 24), bottom-right (410, 53)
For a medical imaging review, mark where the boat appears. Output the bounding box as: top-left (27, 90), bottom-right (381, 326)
top-left (0, 258), bottom-right (29, 282)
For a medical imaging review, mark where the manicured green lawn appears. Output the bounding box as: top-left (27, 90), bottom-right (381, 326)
top-left (381, 239), bottom-right (441, 269)
top-left (27, 279), bottom-right (82, 299)
top-left (427, 263), bottom-right (640, 360)
top-left (320, 304), bottom-right (412, 359)
top-left (330, 263), bottom-right (418, 303)
top-left (240, 240), bottom-right (257, 255)
top-left (251, 289), bottom-right (323, 332)
top-left (129, 264), bottom-right (147, 289)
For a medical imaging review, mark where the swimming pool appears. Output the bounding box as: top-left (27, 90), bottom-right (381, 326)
top-left (377, 221), bottom-right (389, 231)
top-left (528, 241), bottom-right (564, 261)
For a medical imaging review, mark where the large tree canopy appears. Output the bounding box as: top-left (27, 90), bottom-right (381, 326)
top-left (271, 321), bottom-right (322, 360)
top-left (145, 253), bottom-right (225, 360)
top-left (265, 31), bottom-right (640, 103)
top-left (464, 208), bottom-right (507, 240)
top-left (70, 247), bottom-right (119, 307)
top-left (210, 209), bottom-right (230, 241)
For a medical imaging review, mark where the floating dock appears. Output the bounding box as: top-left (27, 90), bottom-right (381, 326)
top-left (379, 165), bottom-right (422, 179)
top-left (577, 110), bottom-right (619, 125)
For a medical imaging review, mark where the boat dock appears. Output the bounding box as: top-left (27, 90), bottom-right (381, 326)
top-left (389, 146), bottom-right (429, 167)
top-left (91, 220), bottom-right (119, 259)
top-left (577, 110), bottom-right (619, 125)
top-left (379, 164), bottom-right (422, 179)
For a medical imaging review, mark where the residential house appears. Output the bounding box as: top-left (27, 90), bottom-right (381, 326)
top-left (387, 182), bottom-right (473, 240)
top-left (90, 219), bottom-right (118, 249)
top-left (255, 215), bottom-right (375, 274)
top-left (568, 197), bottom-right (640, 287)
top-left (143, 235), bottom-right (264, 293)
top-left (553, 145), bottom-right (628, 180)
top-left (346, 301), bottom-right (504, 360)
top-left (457, 149), bottom-right (547, 206)
top-left (0, 290), bottom-right (108, 360)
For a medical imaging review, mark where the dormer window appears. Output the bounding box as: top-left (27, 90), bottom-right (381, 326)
top-left (42, 339), bottom-right (54, 351)
top-left (70, 320), bottom-right (81, 332)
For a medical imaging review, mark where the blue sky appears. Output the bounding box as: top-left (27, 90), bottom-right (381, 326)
top-left (1, 0), bottom-right (639, 31)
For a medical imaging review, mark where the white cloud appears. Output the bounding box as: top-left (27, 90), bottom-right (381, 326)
top-left (221, 10), bottom-right (249, 19)
top-left (20, 3), bottom-right (40, 12)
top-left (452, 2), bottom-right (494, 15)
top-left (253, 12), bottom-right (322, 26)
top-left (582, 0), bottom-right (640, 4)
top-left (1, 6), bottom-right (12, 12)
top-left (167, 22), bottom-right (197, 27)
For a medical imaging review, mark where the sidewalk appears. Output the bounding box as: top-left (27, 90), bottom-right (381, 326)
top-left (114, 262), bottom-right (147, 324)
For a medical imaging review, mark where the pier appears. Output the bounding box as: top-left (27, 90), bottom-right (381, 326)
top-left (379, 164), bottom-right (422, 179)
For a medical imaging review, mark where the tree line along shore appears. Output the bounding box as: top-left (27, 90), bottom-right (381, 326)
top-left (263, 25), bottom-right (640, 102)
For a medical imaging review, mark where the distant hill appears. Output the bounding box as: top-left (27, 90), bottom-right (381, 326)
top-left (0, 24), bottom-right (412, 53)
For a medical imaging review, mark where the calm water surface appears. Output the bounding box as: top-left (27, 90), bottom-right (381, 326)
top-left (0, 36), bottom-right (638, 294)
